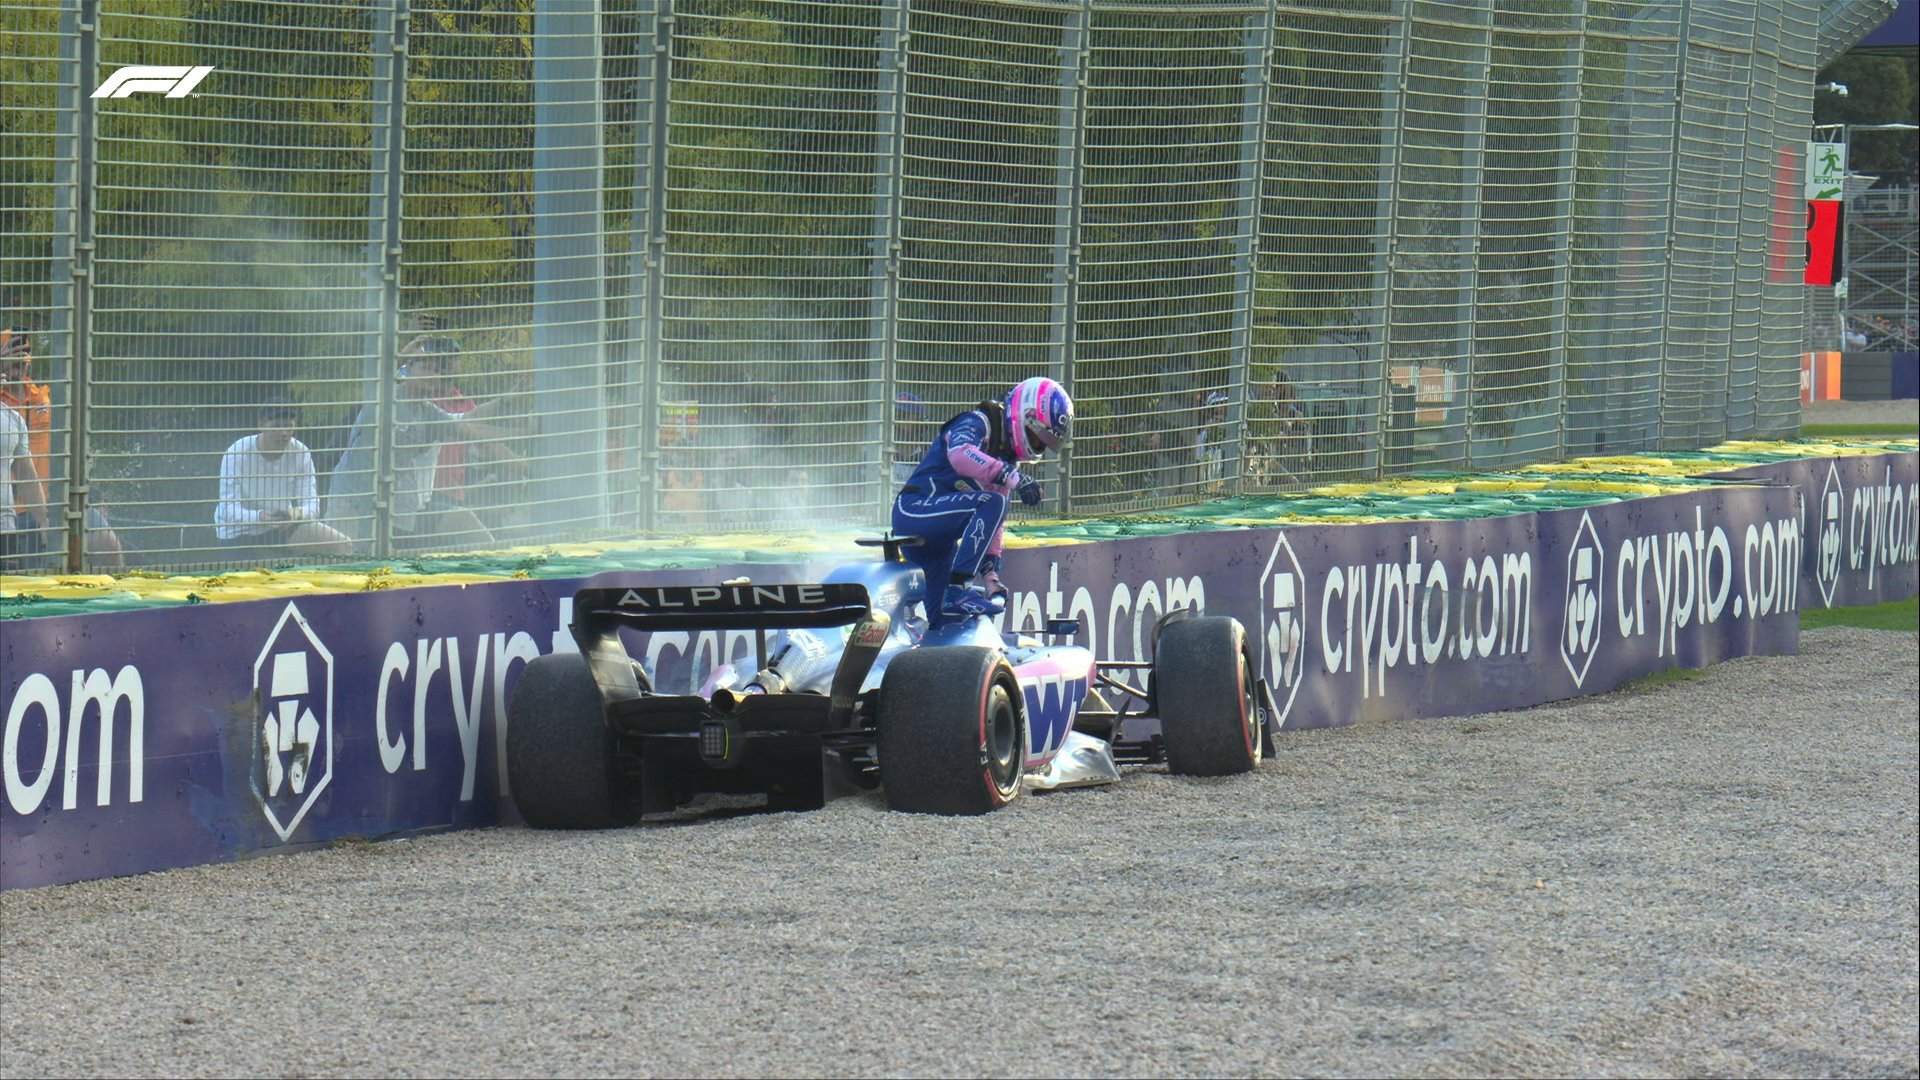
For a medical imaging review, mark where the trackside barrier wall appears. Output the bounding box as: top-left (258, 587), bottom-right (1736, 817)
top-left (6, 467), bottom-right (1919, 890)
top-left (1707, 452), bottom-right (1920, 610)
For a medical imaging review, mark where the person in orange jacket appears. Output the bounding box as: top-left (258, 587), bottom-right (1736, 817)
top-left (0, 327), bottom-right (51, 523)
top-left (0, 327), bottom-right (125, 569)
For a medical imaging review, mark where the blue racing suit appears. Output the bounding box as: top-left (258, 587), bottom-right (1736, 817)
top-left (892, 403), bottom-right (1024, 618)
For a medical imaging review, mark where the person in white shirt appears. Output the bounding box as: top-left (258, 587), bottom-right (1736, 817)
top-left (1, 358), bottom-right (47, 568)
top-left (1, 400), bottom-right (45, 567)
top-left (1194, 390), bottom-right (1235, 491)
top-left (216, 401), bottom-right (352, 560)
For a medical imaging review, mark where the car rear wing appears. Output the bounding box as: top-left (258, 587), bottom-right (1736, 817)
top-left (567, 582), bottom-right (884, 721)
top-left (569, 582), bottom-right (873, 637)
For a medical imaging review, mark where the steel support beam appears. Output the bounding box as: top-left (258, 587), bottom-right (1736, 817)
top-left (1049, 0), bottom-right (1091, 515)
top-left (636, 6), bottom-right (673, 533)
top-left (530, 0), bottom-right (610, 538)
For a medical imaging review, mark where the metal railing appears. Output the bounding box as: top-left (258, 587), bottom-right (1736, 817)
top-left (1, 0), bottom-right (1833, 571)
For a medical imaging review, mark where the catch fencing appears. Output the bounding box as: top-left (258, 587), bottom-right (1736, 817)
top-left (0, 0), bottom-right (1876, 570)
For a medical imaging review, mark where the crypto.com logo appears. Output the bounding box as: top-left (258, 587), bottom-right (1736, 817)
top-left (1815, 460), bottom-right (1845, 608)
top-left (1259, 531), bottom-right (1306, 728)
top-left (254, 602), bottom-right (334, 842)
top-left (92, 65), bottom-right (215, 99)
top-left (1560, 512), bottom-right (1604, 688)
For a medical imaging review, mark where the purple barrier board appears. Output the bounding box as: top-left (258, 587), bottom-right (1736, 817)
top-left (0, 566), bottom-right (814, 891)
top-left (996, 484), bottom-right (1804, 729)
top-left (1706, 451), bottom-right (1918, 609)
top-left (2, 482), bottom-right (1804, 890)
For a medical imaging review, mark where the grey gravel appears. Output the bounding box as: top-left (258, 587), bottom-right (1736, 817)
top-left (1802, 399), bottom-right (1920, 429)
top-left (3, 627), bottom-right (1915, 1079)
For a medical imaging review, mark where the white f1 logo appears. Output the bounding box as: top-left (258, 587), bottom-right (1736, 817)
top-left (92, 65), bottom-right (215, 99)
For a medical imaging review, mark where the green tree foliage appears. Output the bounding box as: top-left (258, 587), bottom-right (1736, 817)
top-left (1815, 51), bottom-right (1919, 182)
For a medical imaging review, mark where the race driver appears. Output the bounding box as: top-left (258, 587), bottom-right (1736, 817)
top-left (892, 376), bottom-right (1072, 624)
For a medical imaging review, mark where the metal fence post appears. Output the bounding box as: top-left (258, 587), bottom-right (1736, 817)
top-left (1655, 0), bottom-right (1692, 452)
top-left (54, 0), bottom-right (97, 571)
top-left (870, 0), bottom-right (908, 515)
top-left (365, 0), bottom-right (408, 561)
top-left (636, 6), bottom-right (672, 534)
top-left (1728, 0), bottom-right (1769, 441)
top-left (1375, 1), bottom-right (1413, 479)
top-left (1460, 9), bottom-right (1490, 472)
top-left (1227, 2), bottom-right (1276, 497)
top-left (1553, 1), bottom-right (1590, 464)
top-left (1051, 0), bottom-right (1090, 516)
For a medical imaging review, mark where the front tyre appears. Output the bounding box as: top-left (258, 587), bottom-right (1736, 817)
top-left (878, 647), bottom-right (1024, 814)
top-left (1154, 616), bottom-right (1260, 776)
top-left (507, 653), bottom-right (640, 829)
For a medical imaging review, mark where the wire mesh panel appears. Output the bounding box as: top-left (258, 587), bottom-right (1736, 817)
top-left (1566, 0), bottom-right (1679, 459)
top-left (1072, 2), bottom-right (1265, 513)
top-left (87, 0), bottom-right (379, 567)
top-left (1254, 2), bottom-right (1399, 489)
top-left (0, 0), bottom-right (76, 571)
top-left (9, 0), bottom-right (1855, 570)
top-left (600, 0), bottom-right (664, 528)
top-left (384, 1), bottom-right (586, 554)
top-left (1662, 3), bottom-right (1755, 448)
top-left (1761, 0), bottom-right (1816, 436)
top-left (1816, 0), bottom-right (1899, 66)
top-left (1726, 1), bottom-right (1777, 439)
top-left (1468, 2), bottom-right (1581, 470)
top-left (895, 0), bottom-right (1076, 504)
top-left (1389, 1), bottom-right (1491, 472)
top-left (656, 0), bottom-right (888, 532)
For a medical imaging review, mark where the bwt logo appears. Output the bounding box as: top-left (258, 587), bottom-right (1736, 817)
top-left (1259, 531), bottom-right (1306, 728)
top-left (1560, 512), bottom-right (1604, 687)
top-left (254, 602), bottom-right (334, 841)
top-left (92, 65), bottom-right (215, 99)
top-left (1816, 461), bottom-right (1844, 608)
top-left (1020, 672), bottom-right (1088, 758)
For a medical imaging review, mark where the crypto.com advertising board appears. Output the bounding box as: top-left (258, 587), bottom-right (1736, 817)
top-left (1706, 451), bottom-right (1919, 611)
top-left (0, 480), bottom-right (1832, 890)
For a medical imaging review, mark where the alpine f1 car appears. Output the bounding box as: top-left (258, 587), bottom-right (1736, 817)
top-left (506, 536), bottom-right (1276, 826)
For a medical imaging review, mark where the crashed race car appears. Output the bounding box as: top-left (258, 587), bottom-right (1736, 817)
top-left (506, 536), bottom-right (1275, 826)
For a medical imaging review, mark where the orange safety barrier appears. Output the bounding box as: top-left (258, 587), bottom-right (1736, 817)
top-left (1801, 351), bottom-right (1843, 403)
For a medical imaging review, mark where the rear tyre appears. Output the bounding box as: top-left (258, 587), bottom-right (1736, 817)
top-left (507, 653), bottom-right (640, 829)
top-left (878, 647), bottom-right (1023, 814)
top-left (1154, 616), bottom-right (1260, 776)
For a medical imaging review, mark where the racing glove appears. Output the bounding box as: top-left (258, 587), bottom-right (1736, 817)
top-left (1017, 478), bottom-right (1044, 507)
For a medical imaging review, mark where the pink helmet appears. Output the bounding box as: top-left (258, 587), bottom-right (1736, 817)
top-left (1006, 376), bottom-right (1073, 461)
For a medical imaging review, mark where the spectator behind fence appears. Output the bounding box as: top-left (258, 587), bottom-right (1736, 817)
top-left (1247, 369), bottom-right (1306, 485)
top-left (406, 346), bottom-right (527, 516)
top-left (1, 327), bottom-right (51, 556)
top-left (1125, 386), bottom-right (1186, 494)
top-left (1, 351), bottom-right (47, 568)
top-left (326, 335), bottom-right (514, 552)
top-left (215, 401), bottom-right (352, 562)
top-left (1195, 390), bottom-right (1235, 492)
top-left (1, 327), bottom-right (122, 569)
